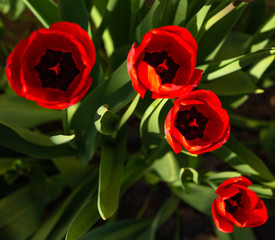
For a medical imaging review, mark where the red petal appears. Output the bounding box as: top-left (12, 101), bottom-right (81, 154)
top-left (127, 43), bottom-right (147, 98)
top-left (218, 186), bottom-right (240, 200)
top-left (5, 38), bottom-right (29, 97)
top-left (165, 132), bottom-right (183, 154)
top-left (157, 25), bottom-right (198, 53)
top-left (243, 199), bottom-right (268, 228)
top-left (145, 32), bottom-right (195, 68)
top-left (187, 68), bottom-right (203, 86)
top-left (215, 176), bottom-right (251, 194)
top-left (50, 22), bottom-right (96, 68)
top-left (212, 199), bottom-right (234, 233)
top-left (137, 61), bottom-right (161, 92)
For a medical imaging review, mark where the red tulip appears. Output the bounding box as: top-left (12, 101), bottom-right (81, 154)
top-left (212, 176), bottom-right (268, 233)
top-left (6, 22), bottom-right (96, 109)
top-left (164, 90), bottom-right (230, 154)
top-left (127, 25), bottom-right (203, 99)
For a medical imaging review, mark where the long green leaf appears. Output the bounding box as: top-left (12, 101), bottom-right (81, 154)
top-left (173, 0), bottom-right (188, 26)
top-left (52, 157), bottom-right (91, 189)
top-left (151, 150), bottom-right (180, 183)
top-left (65, 197), bottom-right (99, 240)
top-left (77, 219), bottom-right (150, 240)
top-left (199, 70), bottom-right (259, 96)
top-left (172, 184), bottom-right (216, 216)
top-left (66, 142), bottom-right (169, 240)
top-left (249, 12), bottom-right (275, 52)
top-left (31, 172), bottom-right (98, 240)
top-left (23, 0), bottom-right (59, 28)
top-left (136, 0), bottom-right (160, 43)
top-left (58, 0), bottom-right (89, 30)
top-left (225, 137), bottom-right (275, 182)
top-left (186, 0), bottom-right (213, 38)
top-left (197, 2), bottom-right (246, 63)
top-left (201, 48), bottom-right (275, 81)
top-left (136, 195), bottom-right (179, 240)
top-left (214, 137), bottom-right (275, 183)
top-left (0, 186), bottom-right (44, 240)
top-left (0, 94), bottom-right (61, 128)
top-left (98, 130), bottom-right (126, 220)
top-left (0, 121), bottom-right (76, 158)
top-left (140, 99), bottom-right (171, 150)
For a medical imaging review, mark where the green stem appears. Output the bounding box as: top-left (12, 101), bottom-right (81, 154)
top-left (118, 93), bottom-right (140, 130)
top-left (62, 108), bottom-right (69, 135)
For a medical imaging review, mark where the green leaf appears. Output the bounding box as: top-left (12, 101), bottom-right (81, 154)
top-left (117, 93), bottom-right (140, 130)
top-left (70, 61), bottom-right (135, 162)
top-left (136, 0), bottom-right (160, 43)
top-left (58, 0), bottom-right (89, 30)
top-left (201, 48), bottom-right (275, 81)
top-left (197, 2), bottom-right (247, 63)
top-left (249, 54), bottom-right (275, 81)
top-left (249, 184), bottom-right (274, 199)
top-left (151, 150), bottom-right (180, 183)
top-left (226, 137), bottom-right (275, 182)
top-left (260, 127), bottom-right (275, 163)
top-left (230, 113), bottom-right (275, 131)
top-left (52, 157), bottom-right (91, 189)
top-left (94, 104), bottom-right (120, 135)
top-left (0, 95), bottom-right (61, 128)
top-left (23, 0), bottom-right (59, 28)
top-left (205, 171), bottom-right (241, 183)
top-left (46, 173), bottom-right (98, 240)
top-left (172, 183), bottom-right (216, 216)
top-left (140, 99), bottom-right (172, 150)
top-left (107, 0), bottom-right (131, 48)
top-left (214, 32), bottom-right (250, 61)
top-left (181, 168), bottom-right (199, 184)
top-left (31, 172), bottom-right (98, 240)
top-left (50, 134), bottom-right (75, 145)
top-left (6, 0), bottom-right (25, 19)
top-left (0, 186), bottom-right (44, 240)
top-left (214, 137), bottom-right (275, 182)
top-left (136, 195), bottom-right (179, 240)
top-left (232, 226), bottom-right (257, 240)
top-left (66, 142), bottom-right (169, 240)
top-left (213, 146), bottom-right (259, 177)
top-left (93, 0), bottom-right (120, 48)
top-left (98, 130), bottom-right (126, 219)
top-left (0, 121), bottom-right (76, 158)
top-left (199, 71), bottom-right (259, 96)
top-left (220, 95), bottom-right (249, 110)
top-left (173, 0), bottom-right (188, 26)
top-left (152, 0), bottom-right (178, 28)
top-left (65, 197), bottom-right (99, 240)
top-left (249, 12), bottom-right (275, 52)
top-left (76, 219), bottom-right (150, 240)
top-left (186, 0), bottom-right (213, 38)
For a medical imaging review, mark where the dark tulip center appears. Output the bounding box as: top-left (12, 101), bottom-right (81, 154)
top-left (34, 48), bottom-right (80, 92)
top-left (143, 51), bottom-right (180, 84)
top-left (175, 106), bottom-right (208, 140)
top-left (225, 192), bottom-right (243, 214)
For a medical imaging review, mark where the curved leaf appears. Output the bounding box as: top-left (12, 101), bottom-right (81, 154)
top-left (0, 121), bottom-right (76, 158)
top-left (23, 0), bottom-right (59, 28)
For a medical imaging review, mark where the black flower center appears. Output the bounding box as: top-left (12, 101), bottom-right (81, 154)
top-left (175, 106), bottom-right (208, 140)
top-left (225, 192), bottom-right (243, 214)
top-left (143, 51), bottom-right (180, 84)
top-left (34, 48), bottom-right (80, 92)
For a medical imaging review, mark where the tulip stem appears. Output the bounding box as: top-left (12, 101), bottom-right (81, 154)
top-left (62, 108), bottom-right (70, 135)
